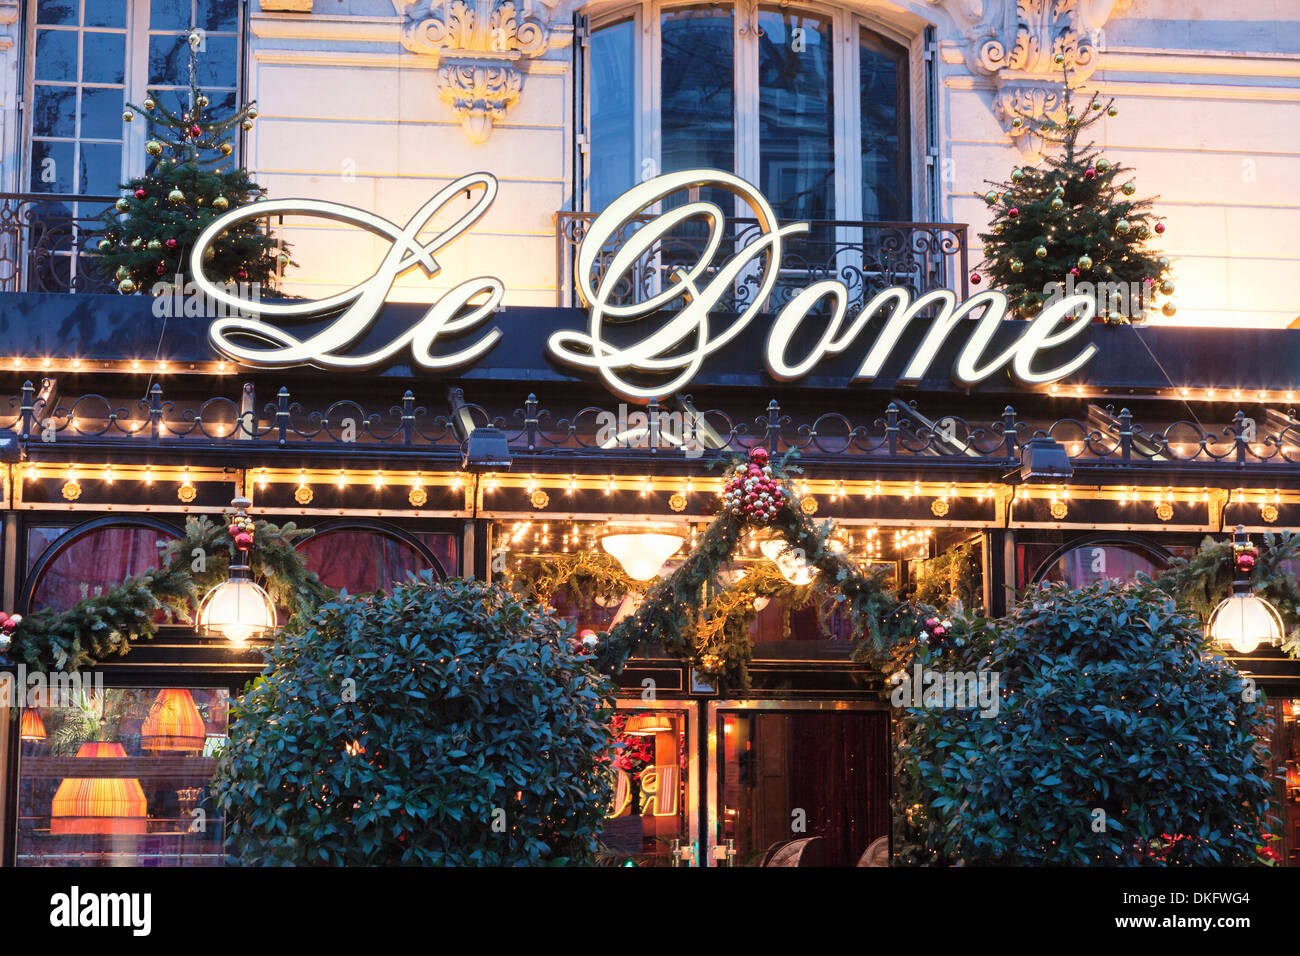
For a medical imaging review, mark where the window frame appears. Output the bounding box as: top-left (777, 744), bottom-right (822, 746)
top-left (582, 0), bottom-right (918, 221)
top-left (21, 0), bottom-right (247, 198)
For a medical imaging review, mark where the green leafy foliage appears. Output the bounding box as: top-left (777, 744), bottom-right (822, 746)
top-left (905, 540), bottom-right (983, 614)
top-left (895, 579), bottom-right (1274, 865)
top-left (978, 79), bottom-right (1171, 322)
top-left (213, 576), bottom-right (615, 866)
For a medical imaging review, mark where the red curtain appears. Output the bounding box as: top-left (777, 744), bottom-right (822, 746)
top-left (297, 530), bottom-right (431, 594)
top-left (31, 526), bottom-right (177, 612)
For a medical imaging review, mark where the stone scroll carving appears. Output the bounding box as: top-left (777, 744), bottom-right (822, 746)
top-left (934, 0), bottom-right (1126, 159)
top-left (393, 0), bottom-right (563, 144)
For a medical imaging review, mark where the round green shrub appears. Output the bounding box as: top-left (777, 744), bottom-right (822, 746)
top-left (214, 576), bottom-right (614, 865)
top-left (895, 579), bottom-right (1274, 865)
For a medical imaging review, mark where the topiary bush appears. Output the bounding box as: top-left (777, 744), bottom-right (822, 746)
top-left (213, 575), bottom-right (615, 865)
top-left (894, 579), bottom-right (1274, 865)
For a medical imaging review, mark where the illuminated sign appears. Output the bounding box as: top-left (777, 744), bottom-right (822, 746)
top-left (192, 170), bottom-right (1097, 400)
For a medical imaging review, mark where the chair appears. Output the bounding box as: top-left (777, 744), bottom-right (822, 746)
top-left (857, 836), bottom-right (890, 867)
top-left (759, 835), bottom-right (826, 867)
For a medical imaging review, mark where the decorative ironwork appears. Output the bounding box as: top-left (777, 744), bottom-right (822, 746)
top-left (555, 212), bottom-right (970, 310)
top-left (10, 379), bottom-right (1300, 480)
top-left (0, 194), bottom-right (117, 294)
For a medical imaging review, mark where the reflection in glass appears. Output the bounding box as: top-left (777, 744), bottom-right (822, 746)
top-left (296, 529), bottom-right (432, 594)
top-left (603, 710), bottom-right (689, 865)
top-left (758, 10), bottom-right (835, 222)
top-left (860, 31), bottom-right (909, 220)
top-left (720, 711), bottom-right (889, 866)
top-left (661, 7), bottom-right (734, 183)
top-left (17, 688), bottom-right (229, 866)
top-left (34, 29), bottom-right (77, 83)
top-left (1039, 543), bottom-right (1165, 587)
top-left (30, 525), bottom-right (178, 612)
top-left (589, 19), bottom-right (636, 212)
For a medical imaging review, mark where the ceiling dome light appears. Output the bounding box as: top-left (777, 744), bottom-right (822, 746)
top-left (600, 526), bottom-right (685, 581)
top-left (1209, 591), bottom-right (1284, 654)
top-left (759, 536), bottom-right (815, 586)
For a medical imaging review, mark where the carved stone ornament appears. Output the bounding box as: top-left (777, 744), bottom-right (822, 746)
top-left (934, 0), bottom-right (1126, 159)
top-left (393, 0), bottom-right (563, 144)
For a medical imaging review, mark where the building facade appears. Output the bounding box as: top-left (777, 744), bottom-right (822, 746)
top-left (0, 0), bottom-right (1297, 867)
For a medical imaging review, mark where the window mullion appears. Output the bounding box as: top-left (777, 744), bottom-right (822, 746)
top-left (734, 4), bottom-right (759, 203)
top-left (837, 13), bottom-right (861, 222)
top-left (125, 0), bottom-right (150, 182)
top-left (644, 0), bottom-right (659, 188)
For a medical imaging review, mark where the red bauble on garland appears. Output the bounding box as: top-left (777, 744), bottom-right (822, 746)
top-left (722, 446), bottom-right (786, 524)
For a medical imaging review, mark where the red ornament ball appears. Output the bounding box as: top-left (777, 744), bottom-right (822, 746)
top-left (134, 188), bottom-right (146, 199)
top-left (1008, 207), bottom-right (1019, 218)
top-left (165, 238), bottom-right (177, 249)
top-left (970, 273), bottom-right (981, 285)
top-left (234, 531), bottom-right (254, 550)
top-left (1069, 267), bottom-right (1080, 277)
top-left (1154, 222), bottom-right (1166, 234)
top-left (156, 263), bottom-right (166, 274)
top-left (190, 124), bottom-right (202, 137)
top-left (749, 446), bottom-right (769, 464)
top-left (1084, 168), bottom-right (1097, 180)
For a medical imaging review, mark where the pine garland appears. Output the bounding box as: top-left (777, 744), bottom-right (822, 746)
top-left (8, 515), bottom-right (332, 671)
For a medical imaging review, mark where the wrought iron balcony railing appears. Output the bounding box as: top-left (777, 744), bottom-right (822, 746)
top-left (555, 211), bottom-right (970, 310)
top-left (0, 193), bottom-right (117, 294)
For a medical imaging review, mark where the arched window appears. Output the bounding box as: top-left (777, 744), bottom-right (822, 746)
top-left (1032, 540), bottom-right (1170, 588)
top-left (295, 526), bottom-right (445, 595)
top-left (586, 3), bottom-right (913, 220)
top-left (26, 520), bottom-right (180, 613)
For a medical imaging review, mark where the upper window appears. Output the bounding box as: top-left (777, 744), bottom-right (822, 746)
top-left (26, 0), bottom-right (242, 196)
top-left (27, 522), bottom-right (179, 613)
top-left (586, 3), bottom-right (912, 221)
top-left (296, 528), bottom-right (448, 596)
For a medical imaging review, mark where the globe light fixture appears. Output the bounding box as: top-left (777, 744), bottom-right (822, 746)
top-left (1208, 526), bottom-right (1285, 654)
top-left (759, 536), bottom-right (815, 586)
top-left (600, 525), bottom-right (685, 581)
top-left (198, 498), bottom-right (277, 645)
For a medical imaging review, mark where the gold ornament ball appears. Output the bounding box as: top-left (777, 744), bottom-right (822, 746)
top-left (1162, 301), bottom-right (1177, 317)
top-left (119, 278), bottom-right (136, 294)
top-left (1010, 259), bottom-right (1024, 273)
top-left (1077, 255), bottom-right (1093, 270)
top-left (115, 197), bottom-right (129, 212)
top-left (247, 106), bottom-right (259, 119)
top-left (992, 222), bottom-right (1004, 234)
top-left (197, 95), bottom-right (209, 108)
top-left (115, 265), bottom-right (130, 279)
top-left (97, 238), bottom-right (112, 252)
top-left (1011, 168), bottom-right (1026, 183)
top-left (168, 188), bottom-right (185, 202)
top-left (143, 98), bottom-right (155, 111)
top-left (1091, 100), bottom-right (1103, 111)
top-left (213, 196), bottom-right (229, 211)
top-left (1034, 245), bottom-right (1048, 259)
top-left (1158, 256), bottom-right (1171, 268)
top-left (188, 30), bottom-right (203, 47)
top-left (1097, 159), bottom-right (1112, 173)
top-left (147, 239), bottom-right (161, 250)
top-left (1053, 52), bottom-right (1065, 64)
top-left (131, 237), bottom-right (142, 249)
top-left (1050, 197), bottom-right (1064, 210)
top-left (203, 246), bottom-right (216, 262)
top-left (1011, 116), bottom-right (1023, 129)
top-left (1159, 279), bottom-right (1175, 295)
top-left (1121, 181), bottom-right (1136, 196)
top-left (220, 143), bottom-right (233, 156)
top-left (1107, 106), bottom-right (1118, 117)
top-left (145, 140), bottom-right (162, 156)
top-left (1115, 219), bottom-right (1131, 235)
top-left (242, 118), bottom-right (254, 130)
top-left (122, 109), bottom-right (134, 123)
top-left (984, 190), bottom-right (998, 205)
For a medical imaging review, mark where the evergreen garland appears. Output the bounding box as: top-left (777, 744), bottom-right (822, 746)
top-left (8, 515), bottom-right (331, 671)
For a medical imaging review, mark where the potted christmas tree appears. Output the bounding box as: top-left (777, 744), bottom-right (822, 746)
top-left (97, 29), bottom-right (287, 297)
top-left (976, 65), bottom-right (1175, 325)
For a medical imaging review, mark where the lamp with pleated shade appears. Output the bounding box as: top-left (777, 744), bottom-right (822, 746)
top-left (19, 708), bottom-right (46, 742)
top-left (140, 689), bottom-right (206, 754)
top-left (623, 714), bottom-right (674, 736)
top-left (50, 742), bottom-right (148, 835)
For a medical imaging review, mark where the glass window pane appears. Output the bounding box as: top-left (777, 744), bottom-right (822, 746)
top-left (720, 711), bottom-right (889, 866)
top-left (660, 8), bottom-right (733, 180)
top-left (198, 0), bottom-right (239, 32)
top-left (16, 687), bottom-right (229, 867)
top-left (28, 141), bottom-right (75, 192)
top-left (150, 0), bottom-right (191, 31)
top-left (79, 142), bottom-right (123, 194)
top-left (34, 29), bottom-right (78, 83)
top-left (297, 529), bottom-right (431, 594)
top-left (31, 85), bottom-right (77, 138)
top-left (36, 0), bottom-right (78, 26)
top-left (78, 87), bottom-right (124, 140)
top-left (82, 31), bottom-right (126, 85)
top-left (85, 0), bottom-right (128, 29)
top-left (1038, 543), bottom-right (1166, 587)
top-left (589, 19), bottom-right (636, 211)
top-left (603, 709), bottom-right (689, 864)
top-left (860, 32), bottom-right (909, 220)
top-left (148, 32), bottom-right (189, 85)
top-left (30, 525), bottom-right (178, 611)
top-left (195, 35), bottom-right (237, 87)
top-left (758, 9), bottom-right (835, 222)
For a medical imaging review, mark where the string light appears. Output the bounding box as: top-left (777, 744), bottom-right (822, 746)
top-left (374, 470), bottom-right (385, 489)
top-left (337, 469), bottom-right (346, 489)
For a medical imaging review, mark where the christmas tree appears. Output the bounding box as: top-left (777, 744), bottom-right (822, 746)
top-left (975, 67), bottom-right (1174, 324)
top-left (97, 29), bottom-right (286, 296)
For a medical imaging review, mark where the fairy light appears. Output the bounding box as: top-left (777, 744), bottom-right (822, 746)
top-left (257, 467), bottom-right (268, 490)
top-left (526, 473), bottom-right (537, 493)
top-left (640, 475), bottom-right (652, 498)
top-left (336, 469), bottom-right (346, 489)
top-left (487, 474), bottom-right (499, 492)
top-left (144, 466), bottom-right (154, 485)
top-left (103, 465), bottom-right (114, 484)
top-left (413, 471), bottom-right (423, 490)
top-left (374, 470), bottom-right (385, 489)
top-left (606, 476), bottom-right (615, 495)
top-left (131, 360), bottom-right (141, 371)
top-left (685, 477), bottom-right (694, 496)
